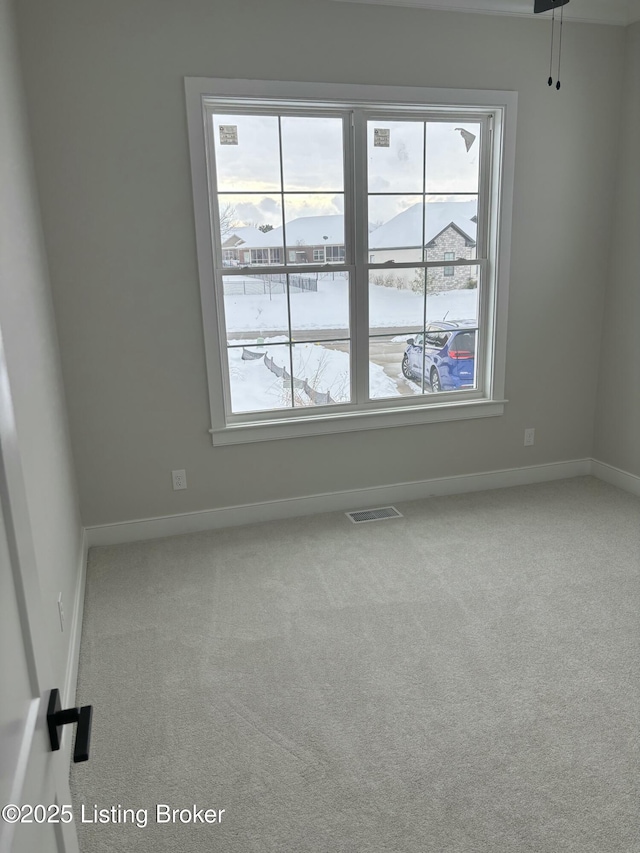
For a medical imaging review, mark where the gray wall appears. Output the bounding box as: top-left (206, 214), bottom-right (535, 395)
top-left (16, 0), bottom-right (625, 526)
top-left (594, 22), bottom-right (640, 477)
top-left (0, 0), bottom-right (83, 690)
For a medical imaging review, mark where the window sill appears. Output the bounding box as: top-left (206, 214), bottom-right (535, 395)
top-left (210, 398), bottom-right (507, 445)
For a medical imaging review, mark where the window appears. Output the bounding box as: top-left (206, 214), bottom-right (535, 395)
top-left (326, 246), bottom-right (345, 263)
top-left (185, 79), bottom-right (516, 444)
top-left (250, 249), bottom-right (270, 265)
top-left (443, 252), bottom-right (455, 277)
top-left (425, 327), bottom-right (451, 348)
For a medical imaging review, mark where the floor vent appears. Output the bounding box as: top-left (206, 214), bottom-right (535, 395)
top-left (346, 506), bottom-right (403, 524)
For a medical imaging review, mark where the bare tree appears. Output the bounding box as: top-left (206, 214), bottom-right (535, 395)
top-left (219, 203), bottom-right (239, 240)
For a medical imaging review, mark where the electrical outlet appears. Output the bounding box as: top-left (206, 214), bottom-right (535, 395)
top-left (172, 469), bottom-right (187, 490)
top-left (524, 428), bottom-right (535, 447)
top-left (57, 593), bottom-right (65, 632)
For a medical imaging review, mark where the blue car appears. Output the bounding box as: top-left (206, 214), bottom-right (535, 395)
top-left (401, 321), bottom-right (477, 392)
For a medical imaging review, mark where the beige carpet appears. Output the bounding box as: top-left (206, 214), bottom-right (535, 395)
top-left (70, 477), bottom-right (640, 852)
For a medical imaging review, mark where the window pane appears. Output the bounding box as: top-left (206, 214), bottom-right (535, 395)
top-left (217, 194), bottom-right (283, 262)
top-left (281, 116), bottom-right (344, 192)
top-left (369, 333), bottom-right (425, 399)
top-left (369, 265), bottom-right (481, 399)
top-left (368, 195), bottom-right (424, 263)
top-left (290, 341), bottom-right (351, 407)
top-left (423, 265), bottom-right (480, 393)
top-left (283, 195), bottom-right (344, 265)
top-left (426, 260), bottom-right (480, 321)
top-left (426, 264), bottom-right (479, 323)
top-left (426, 121), bottom-right (481, 194)
top-left (228, 342), bottom-right (293, 413)
top-left (443, 252), bottom-right (455, 276)
top-left (289, 271), bottom-right (349, 342)
top-left (213, 114), bottom-right (281, 192)
top-left (368, 120), bottom-right (424, 194)
top-left (424, 195), bottom-right (478, 263)
top-left (229, 338), bottom-right (353, 411)
top-left (369, 267), bottom-right (425, 333)
top-left (326, 245), bottom-right (345, 263)
top-left (222, 274), bottom-right (290, 346)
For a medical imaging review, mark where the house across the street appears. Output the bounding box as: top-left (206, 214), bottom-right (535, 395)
top-left (222, 216), bottom-right (345, 266)
top-left (368, 200), bottom-right (478, 291)
top-left (223, 202), bottom-right (478, 292)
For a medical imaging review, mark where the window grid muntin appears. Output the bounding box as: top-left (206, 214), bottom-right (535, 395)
top-left (203, 100), bottom-right (493, 425)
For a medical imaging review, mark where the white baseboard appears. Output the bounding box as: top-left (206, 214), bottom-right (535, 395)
top-left (63, 528), bottom-right (88, 708)
top-left (591, 459), bottom-right (640, 498)
top-left (85, 458), bottom-right (592, 547)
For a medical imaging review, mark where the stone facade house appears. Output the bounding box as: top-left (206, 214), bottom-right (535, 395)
top-left (368, 200), bottom-right (478, 291)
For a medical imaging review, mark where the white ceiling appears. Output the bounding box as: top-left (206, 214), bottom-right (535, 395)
top-left (330, 0), bottom-right (640, 26)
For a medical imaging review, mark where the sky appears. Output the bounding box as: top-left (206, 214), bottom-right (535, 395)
top-left (212, 113), bottom-right (481, 232)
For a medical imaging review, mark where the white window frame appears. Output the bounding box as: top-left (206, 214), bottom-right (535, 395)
top-left (313, 247), bottom-right (325, 263)
top-left (185, 78), bottom-right (516, 446)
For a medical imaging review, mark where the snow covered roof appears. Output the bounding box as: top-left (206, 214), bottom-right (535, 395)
top-left (369, 200), bottom-right (477, 250)
top-left (225, 205), bottom-right (475, 252)
top-left (222, 226), bottom-right (275, 248)
top-left (259, 215), bottom-right (345, 247)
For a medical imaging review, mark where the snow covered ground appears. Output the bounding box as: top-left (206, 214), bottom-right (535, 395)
top-left (223, 273), bottom-right (477, 335)
top-left (224, 277), bottom-right (477, 413)
top-left (228, 339), bottom-right (401, 413)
